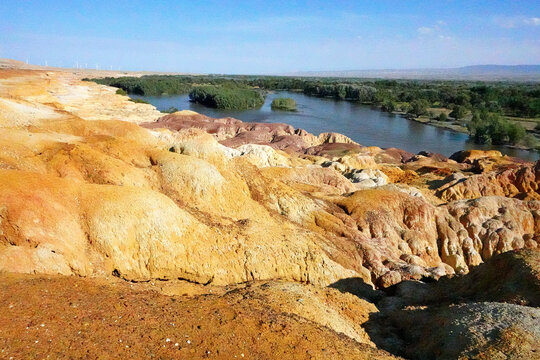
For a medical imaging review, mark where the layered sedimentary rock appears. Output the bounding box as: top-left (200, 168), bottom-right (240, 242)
top-left (0, 67), bottom-right (539, 359)
top-left (436, 160), bottom-right (540, 201)
top-left (143, 110), bottom-right (358, 153)
top-left (0, 69), bottom-right (538, 289)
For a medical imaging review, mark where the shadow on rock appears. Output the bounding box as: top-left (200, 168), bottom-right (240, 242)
top-left (364, 302), bottom-right (540, 360)
top-left (329, 277), bottom-right (385, 303)
top-left (331, 249), bottom-right (540, 360)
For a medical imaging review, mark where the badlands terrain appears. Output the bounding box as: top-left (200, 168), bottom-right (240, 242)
top-left (0, 66), bottom-right (538, 359)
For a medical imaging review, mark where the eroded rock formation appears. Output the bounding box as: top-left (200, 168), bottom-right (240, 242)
top-left (0, 67), bottom-right (539, 359)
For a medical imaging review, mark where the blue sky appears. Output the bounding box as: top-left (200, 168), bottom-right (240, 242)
top-left (1, 1), bottom-right (540, 73)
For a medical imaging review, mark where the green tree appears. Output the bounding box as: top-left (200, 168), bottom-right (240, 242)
top-left (381, 99), bottom-right (396, 113)
top-left (400, 102), bottom-right (412, 113)
top-left (449, 105), bottom-right (467, 120)
top-left (408, 99), bottom-right (430, 117)
top-left (468, 111), bottom-right (527, 145)
top-left (438, 113), bottom-right (448, 122)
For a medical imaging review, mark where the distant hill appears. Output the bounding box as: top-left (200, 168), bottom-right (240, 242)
top-left (285, 65), bottom-right (540, 81)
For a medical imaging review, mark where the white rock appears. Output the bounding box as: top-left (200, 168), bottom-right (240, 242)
top-left (235, 144), bottom-right (290, 168)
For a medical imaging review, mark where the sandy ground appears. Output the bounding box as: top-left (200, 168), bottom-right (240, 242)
top-left (0, 274), bottom-right (396, 360)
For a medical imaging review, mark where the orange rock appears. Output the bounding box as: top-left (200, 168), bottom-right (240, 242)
top-left (437, 161), bottom-right (540, 201)
top-left (449, 149), bottom-right (503, 163)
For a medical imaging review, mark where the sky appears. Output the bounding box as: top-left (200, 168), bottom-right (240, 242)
top-left (1, 0), bottom-right (540, 74)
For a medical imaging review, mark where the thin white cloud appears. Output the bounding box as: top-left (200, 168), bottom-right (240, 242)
top-left (495, 16), bottom-right (540, 28)
top-left (418, 23), bottom-right (452, 40)
top-left (496, 19), bottom-right (516, 29)
top-left (417, 26), bottom-right (433, 34)
top-left (525, 17), bottom-right (540, 26)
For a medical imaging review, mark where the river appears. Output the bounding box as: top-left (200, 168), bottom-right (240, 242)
top-left (133, 91), bottom-right (539, 162)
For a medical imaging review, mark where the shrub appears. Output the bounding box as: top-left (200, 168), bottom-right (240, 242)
top-left (303, 83), bottom-right (377, 102)
top-left (438, 113), bottom-right (448, 122)
top-left (381, 99), bottom-right (396, 113)
top-left (449, 105), bottom-right (467, 120)
top-left (271, 97), bottom-right (296, 111)
top-left (162, 107), bottom-right (179, 113)
top-left (468, 111), bottom-right (527, 145)
top-left (129, 98), bottom-right (150, 104)
top-left (400, 102), bottom-right (412, 113)
top-left (523, 134), bottom-right (538, 148)
top-left (408, 99), bottom-right (430, 117)
top-left (115, 88), bottom-right (127, 96)
top-left (189, 85), bottom-right (264, 110)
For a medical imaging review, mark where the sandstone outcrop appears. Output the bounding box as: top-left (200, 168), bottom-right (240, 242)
top-left (1, 69), bottom-right (538, 289)
top-left (359, 249), bottom-right (540, 360)
top-left (436, 160), bottom-right (540, 201)
top-left (142, 111), bottom-right (358, 153)
top-left (3, 248), bottom-right (538, 359)
top-left (380, 302), bottom-right (540, 360)
top-left (0, 70), bottom-right (373, 286)
top-left (1, 66), bottom-right (539, 359)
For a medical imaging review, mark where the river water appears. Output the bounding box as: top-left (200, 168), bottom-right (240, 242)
top-left (133, 91), bottom-right (539, 162)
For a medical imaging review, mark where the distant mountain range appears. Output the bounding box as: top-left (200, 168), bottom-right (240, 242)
top-left (2, 58), bottom-right (539, 81)
top-left (285, 65), bottom-right (540, 81)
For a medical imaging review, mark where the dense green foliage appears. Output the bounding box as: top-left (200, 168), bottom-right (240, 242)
top-left (94, 76), bottom-right (193, 96)
top-left (302, 83), bottom-right (377, 102)
top-left (449, 105), bottom-right (467, 120)
top-left (408, 99), bottom-right (430, 117)
top-left (271, 97), bottom-right (296, 111)
top-left (438, 113), bottom-right (448, 122)
top-left (115, 88), bottom-right (127, 96)
top-left (90, 75), bottom-right (540, 118)
top-left (189, 85), bottom-right (264, 110)
top-left (381, 99), bottom-right (396, 113)
top-left (468, 111), bottom-right (527, 145)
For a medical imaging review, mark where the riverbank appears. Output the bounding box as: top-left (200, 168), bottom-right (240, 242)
top-left (391, 110), bottom-right (468, 133)
top-left (403, 113), bottom-right (540, 155)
